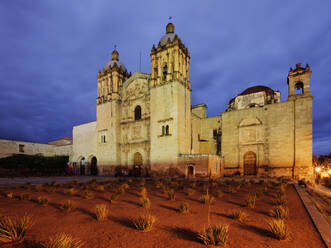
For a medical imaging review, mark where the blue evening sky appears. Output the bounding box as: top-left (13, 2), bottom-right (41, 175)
top-left (0, 0), bottom-right (330, 155)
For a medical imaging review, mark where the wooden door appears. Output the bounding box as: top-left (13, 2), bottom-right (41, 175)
top-left (244, 152), bottom-right (257, 175)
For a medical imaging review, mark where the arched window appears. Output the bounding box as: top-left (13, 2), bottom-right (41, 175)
top-left (165, 125), bottom-right (169, 135)
top-left (134, 105), bottom-right (141, 120)
top-left (162, 126), bottom-right (165, 136)
top-left (163, 64), bottom-right (167, 80)
top-left (295, 82), bottom-right (304, 95)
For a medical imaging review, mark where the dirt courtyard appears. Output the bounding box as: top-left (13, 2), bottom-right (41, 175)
top-left (0, 178), bottom-right (325, 248)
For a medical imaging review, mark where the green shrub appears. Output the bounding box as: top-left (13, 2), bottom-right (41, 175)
top-left (215, 190), bottom-right (223, 198)
top-left (245, 193), bottom-right (256, 208)
top-left (186, 188), bottom-right (195, 196)
top-left (230, 210), bottom-right (247, 222)
top-left (0, 154), bottom-right (68, 177)
top-left (121, 183), bottom-right (129, 190)
top-left (97, 185), bottom-right (105, 192)
top-left (139, 179), bottom-right (146, 186)
top-left (167, 189), bottom-right (176, 201)
top-left (268, 219), bottom-right (288, 240)
top-left (42, 233), bottom-right (83, 248)
top-left (20, 194), bottom-right (30, 200)
top-left (140, 197), bottom-right (151, 208)
top-left (22, 183), bottom-right (32, 190)
top-left (60, 200), bottom-right (76, 213)
top-left (47, 187), bottom-right (56, 193)
top-left (117, 187), bottom-right (125, 195)
top-left (140, 187), bottom-right (147, 198)
top-left (79, 183), bottom-right (87, 190)
top-left (226, 185), bottom-right (236, 193)
top-left (0, 214), bottom-right (33, 243)
top-left (274, 194), bottom-right (286, 206)
top-left (95, 204), bottom-right (108, 221)
top-left (179, 202), bottom-right (189, 214)
top-left (6, 192), bottom-right (13, 198)
top-left (133, 214), bottom-right (155, 232)
top-left (249, 179), bottom-right (255, 185)
top-left (155, 181), bottom-right (162, 189)
top-left (200, 193), bottom-right (215, 204)
top-left (34, 185), bottom-right (43, 191)
top-left (66, 188), bottom-right (76, 196)
top-left (253, 188), bottom-right (264, 198)
top-left (270, 206), bottom-right (289, 219)
top-left (198, 224), bottom-right (229, 247)
top-left (162, 185), bottom-right (169, 194)
top-left (37, 196), bottom-right (49, 206)
top-left (83, 190), bottom-right (93, 199)
top-left (110, 193), bottom-right (119, 204)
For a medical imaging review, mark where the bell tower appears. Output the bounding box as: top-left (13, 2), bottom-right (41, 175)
top-left (287, 63), bottom-right (311, 100)
top-left (287, 63), bottom-right (313, 180)
top-left (97, 49), bottom-right (130, 104)
top-left (150, 22), bottom-right (192, 172)
top-left (150, 23), bottom-right (190, 90)
top-left (96, 49), bottom-right (130, 175)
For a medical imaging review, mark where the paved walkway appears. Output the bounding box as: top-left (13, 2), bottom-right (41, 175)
top-left (311, 184), bottom-right (331, 198)
top-left (295, 184), bottom-right (331, 248)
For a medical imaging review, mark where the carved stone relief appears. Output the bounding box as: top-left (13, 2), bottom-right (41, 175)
top-left (132, 126), bottom-right (142, 140)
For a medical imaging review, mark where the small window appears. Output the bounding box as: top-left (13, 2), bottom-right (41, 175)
top-left (295, 82), bottom-right (304, 95)
top-left (19, 144), bottom-right (24, 152)
top-left (101, 135), bottom-right (106, 143)
top-left (213, 129), bottom-right (217, 138)
top-left (162, 126), bottom-right (165, 136)
top-left (165, 125), bottom-right (169, 135)
top-left (135, 105), bottom-right (141, 120)
top-left (163, 64), bottom-right (167, 80)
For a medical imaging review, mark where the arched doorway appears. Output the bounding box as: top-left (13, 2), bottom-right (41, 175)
top-left (187, 165), bottom-right (194, 179)
top-left (244, 151), bottom-right (257, 176)
top-left (80, 157), bottom-right (86, 176)
top-left (133, 152), bottom-right (143, 176)
top-left (91, 157), bottom-right (98, 176)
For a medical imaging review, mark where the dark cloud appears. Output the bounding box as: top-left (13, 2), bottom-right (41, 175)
top-left (0, 0), bottom-right (330, 154)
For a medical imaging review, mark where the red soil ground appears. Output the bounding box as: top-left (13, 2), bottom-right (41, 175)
top-left (0, 179), bottom-right (325, 248)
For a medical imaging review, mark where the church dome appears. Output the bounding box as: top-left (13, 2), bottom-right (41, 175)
top-left (229, 85), bottom-right (275, 104)
top-left (239, 85), bottom-right (275, 96)
top-left (159, 22), bottom-right (176, 46)
top-left (103, 50), bottom-right (127, 72)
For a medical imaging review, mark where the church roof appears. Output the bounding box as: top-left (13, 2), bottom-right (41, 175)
top-left (159, 33), bottom-right (176, 46)
top-left (103, 60), bottom-right (127, 72)
top-left (239, 85), bottom-right (275, 96)
top-left (103, 49), bottom-right (127, 72)
top-left (229, 85), bottom-right (275, 104)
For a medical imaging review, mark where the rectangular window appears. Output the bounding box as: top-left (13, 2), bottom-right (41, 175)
top-left (101, 135), bottom-right (106, 143)
top-left (213, 129), bottom-right (217, 138)
top-left (19, 144), bottom-right (25, 152)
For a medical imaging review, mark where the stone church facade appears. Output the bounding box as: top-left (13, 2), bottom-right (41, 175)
top-left (71, 23), bottom-right (313, 181)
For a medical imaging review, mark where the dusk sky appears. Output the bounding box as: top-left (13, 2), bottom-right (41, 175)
top-left (0, 1), bottom-right (330, 155)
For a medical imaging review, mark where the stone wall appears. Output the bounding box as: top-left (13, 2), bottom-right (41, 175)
top-left (221, 96), bottom-right (313, 180)
top-left (72, 121), bottom-right (97, 162)
top-left (0, 139), bottom-right (72, 158)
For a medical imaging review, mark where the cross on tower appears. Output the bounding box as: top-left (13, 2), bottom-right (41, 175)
top-left (169, 16), bottom-right (172, 22)
top-left (114, 45), bottom-right (117, 50)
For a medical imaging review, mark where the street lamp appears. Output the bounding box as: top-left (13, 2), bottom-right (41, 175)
top-left (315, 167), bottom-right (321, 173)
